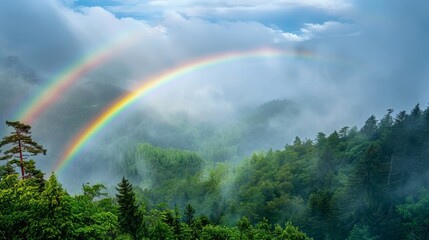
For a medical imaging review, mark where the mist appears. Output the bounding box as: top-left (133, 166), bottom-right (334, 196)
top-left (0, 0), bottom-right (428, 192)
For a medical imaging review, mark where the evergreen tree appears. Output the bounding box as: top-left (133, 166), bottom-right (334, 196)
top-left (347, 225), bottom-right (377, 240)
top-left (0, 121), bottom-right (46, 178)
top-left (361, 115), bottom-right (378, 139)
top-left (411, 103), bottom-right (422, 118)
top-left (116, 177), bottom-right (142, 240)
top-left (394, 110), bottom-right (407, 124)
top-left (172, 205), bottom-right (182, 238)
top-left (184, 203), bottom-right (195, 225)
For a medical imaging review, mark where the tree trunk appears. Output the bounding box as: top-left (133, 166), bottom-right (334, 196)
top-left (18, 139), bottom-right (25, 178)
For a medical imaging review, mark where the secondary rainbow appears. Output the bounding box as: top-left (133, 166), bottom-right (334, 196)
top-left (54, 47), bottom-right (322, 173)
top-left (16, 29), bottom-right (142, 124)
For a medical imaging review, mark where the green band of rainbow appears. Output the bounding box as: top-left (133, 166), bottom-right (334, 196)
top-left (16, 29), bottom-right (142, 124)
top-left (54, 47), bottom-right (324, 173)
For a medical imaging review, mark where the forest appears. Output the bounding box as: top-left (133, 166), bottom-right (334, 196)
top-left (1, 103), bottom-right (429, 240)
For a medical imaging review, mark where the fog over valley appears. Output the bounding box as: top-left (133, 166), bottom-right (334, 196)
top-left (0, 1), bottom-right (429, 239)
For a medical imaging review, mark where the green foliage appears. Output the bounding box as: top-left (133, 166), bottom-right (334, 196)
top-left (0, 174), bottom-right (74, 239)
top-left (72, 183), bottom-right (118, 239)
top-left (184, 203), bottom-right (196, 225)
top-left (134, 143), bottom-right (203, 187)
top-left (200, 224), bottom-right (240, 240)
top-left (281, 221), bottom-right (313, 240)
top-left (0, 121), bottom-right (46, 178)
top-left (397, 188), bottom-right (429, 240)
top-left (0, 161), bottom-right (16, 178)
top-left (116, 177), bottom-right (142, 240)
top-left (0, 174), bottom-right (37, 239)
top-left (124, 143), bottom-right (204, 208)
top-left (237, 216), bottom-right (252, 239)
top-left (28, 174), bottom-right (74, 239)
top-left (82, 182), bottom-right (108, 200)
top-left (2, 104), bottom-right (429, 240)
top-left (146, 207), bottom-right (174, 239)
top-left (361, 115), bottom-right (378, 139)
top-left (347, 225), bottom-right (377, 240)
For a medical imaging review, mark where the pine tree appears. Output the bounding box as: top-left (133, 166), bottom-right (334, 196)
top-left (115, 177), bottom-right (142, 240)
top-left (172, 205), bottom-right (182, 238)
top-left (0, 121), bottom-right (46, 178)
top-left (411, 103), bottom-right (423, 118)
top-left (184, 203), bottom-right (195, 225)
top-left (361, 115), bottom-right (378, 139)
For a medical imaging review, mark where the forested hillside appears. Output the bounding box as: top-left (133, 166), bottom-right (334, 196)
top-left (121, 103), bottom-right (429, 239)
top-left (1, 103), bottom-right (429, 239)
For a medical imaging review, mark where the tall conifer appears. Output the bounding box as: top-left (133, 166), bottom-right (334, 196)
top-left (115, 177), bottom-right (141, 239)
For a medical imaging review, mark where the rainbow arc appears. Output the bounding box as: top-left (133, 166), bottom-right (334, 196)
top-left (16, 29), bottom-right (142, 124)
top-left (54, 47), bottom-right (333, 173)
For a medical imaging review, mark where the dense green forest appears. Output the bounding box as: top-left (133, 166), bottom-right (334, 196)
top-left (1, 103), bottom-right (429, 239)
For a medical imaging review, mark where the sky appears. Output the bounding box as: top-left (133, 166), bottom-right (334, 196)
top-left (0, 0), bottom-right (428, 191)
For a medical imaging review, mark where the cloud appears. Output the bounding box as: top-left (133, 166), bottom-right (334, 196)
top-left (112, 0), bottom-right (353, 13)
top-left (341, 0), bottom-right (429, 110)
top-left (0, 0), bottom-right (83, 72)
top-left (282, 21), bottom-right (360, 41)
top-left (99, 0), bottom-right (354, 25)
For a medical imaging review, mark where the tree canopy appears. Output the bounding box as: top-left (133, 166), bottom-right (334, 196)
top-left (0, 121), bottom-right (46, 178)
top-left (1, 103), bottom-right (429, 239)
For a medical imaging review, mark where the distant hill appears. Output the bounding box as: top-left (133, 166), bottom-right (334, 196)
top-left (199, 99), bottom-right (301, 162)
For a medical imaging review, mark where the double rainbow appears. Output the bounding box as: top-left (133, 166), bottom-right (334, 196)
top-left (54, 47), bottom-right (325, 173)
